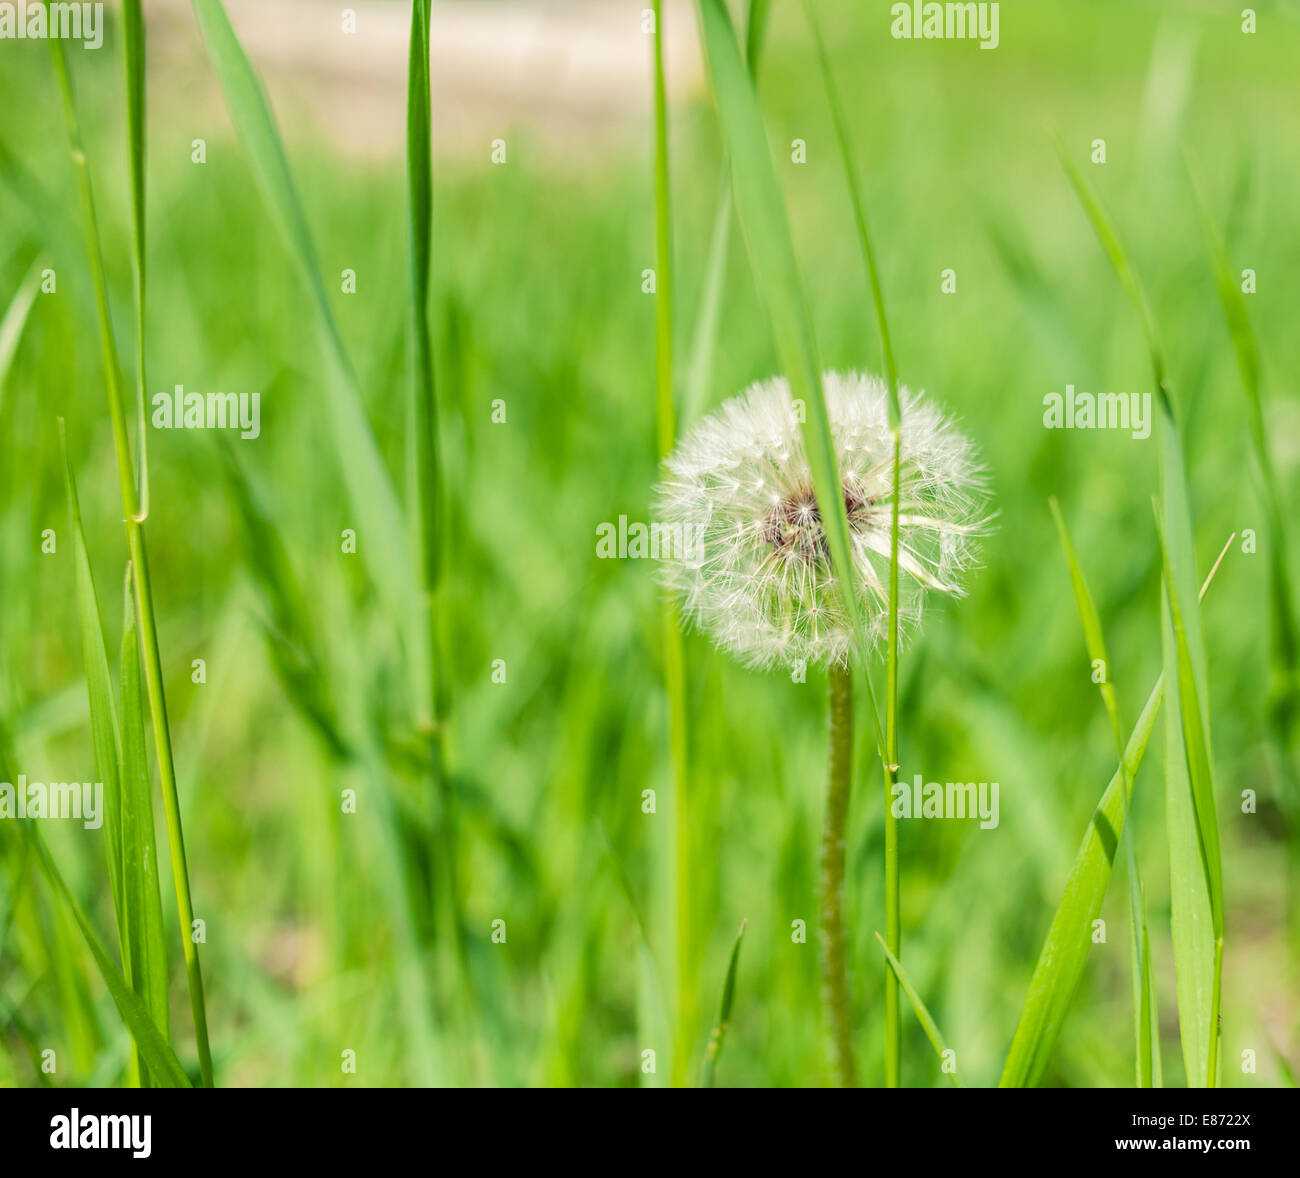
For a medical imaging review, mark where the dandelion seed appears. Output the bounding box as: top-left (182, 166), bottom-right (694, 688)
top-left (656, 371), bottom-right (990, 669)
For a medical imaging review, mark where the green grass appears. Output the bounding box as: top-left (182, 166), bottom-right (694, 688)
top-left (0, 0), bottom-right (1295, 1088)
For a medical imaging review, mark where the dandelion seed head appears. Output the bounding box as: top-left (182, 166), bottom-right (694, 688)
top-left (655, 371), bottom-right (990, 670)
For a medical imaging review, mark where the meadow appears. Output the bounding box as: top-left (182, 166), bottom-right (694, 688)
top-left (0, 0), bottom-right (1296, 1088)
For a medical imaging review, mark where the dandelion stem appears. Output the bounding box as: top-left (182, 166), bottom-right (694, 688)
top-left (822, 661), bottom-right (857, 1087)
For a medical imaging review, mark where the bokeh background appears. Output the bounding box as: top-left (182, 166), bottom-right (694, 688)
top-left (0, 0), bottom-right (1296, 1087)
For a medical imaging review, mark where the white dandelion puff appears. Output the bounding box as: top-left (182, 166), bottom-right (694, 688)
top-left (655, 371), bottom-right (991, 669)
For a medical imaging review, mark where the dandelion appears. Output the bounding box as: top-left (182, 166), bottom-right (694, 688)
top-left (656, 370), bottom-right (989, 1086)
top-left (656, 371), bottom-right (989, 670)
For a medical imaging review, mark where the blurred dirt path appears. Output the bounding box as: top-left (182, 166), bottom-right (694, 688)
top-left (145, 0), bottom-right (703, 160)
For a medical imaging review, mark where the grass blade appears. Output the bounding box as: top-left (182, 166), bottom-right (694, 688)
top-left (51, 35), bottom-right (214, 1087)
top-left (1155, 507), bottom-right (1225, 1087)
top-left (693, 0), bottom-right (883, 741)
top-left (122, 0), bottom-right (149, 519)
top-left (874, 933), bottom-right (961, 1087)
top-left (804, 0), bottom-right (906, 1085)
top-left (1001, 535), bottom-right (1233, 1087)
top-left (60, 423), bottom-right (173, 1086)
top-left (120, 569), bottom-right (173, 1086)
top-left (682, 0), bottom-right (770, 428)
top-left (701, 919), bottom-right (746, 1088)
top-left (1050, 497), bottom-right (1160, 1086)
top-left (1054, 138), bottom-right (1223, 1086)
top-left (21, 824), bottom-right (190, 1088)
top-left (650, 0), bottom-right (696, 1087)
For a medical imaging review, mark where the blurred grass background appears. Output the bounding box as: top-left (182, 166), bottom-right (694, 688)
top-left (0, 0), bottom-right (1296, 1087)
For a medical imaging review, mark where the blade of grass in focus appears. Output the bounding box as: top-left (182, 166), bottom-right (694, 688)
top-left (405, 0), bottom-right (471, 1080)
top-left (122, 0), bottom-right (149, 519)
top-left (701, 919), bottom-right (746, 1088)
top-left (20, 824), bottom-right (191, 1088)
top-left (1054, 138), bottom-right (1224, 1086)
top-left (649, 0), bottom-right (696, 1088)
top-left (119, 571), bottom-right (173, 1086)
top-left (1001, 534), bottom-right (1233, 1087)
top-left (50, 35), bottom-right (213, 1087)
top-left (60, 423), bottom-right (172, 1087)
top-left (1050, 497), bottom-right (1160, 1086)
top-left (874, 933), bottom-right (961, 1087)
top-left (805, 0), bottom-right (905, 1086)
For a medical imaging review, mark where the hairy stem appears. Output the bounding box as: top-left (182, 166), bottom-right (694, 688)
top-left (822, 661), bottom-right (857, 1087)
top-left (885, 428), bottom-right (902, 1088)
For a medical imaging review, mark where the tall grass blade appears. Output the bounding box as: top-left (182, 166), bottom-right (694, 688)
top-left (405, 3), bottom-right (438, 584)
top-left (1188, 168), bottom-right (1297, 727)
top-left (1001, 535), bottom-right (1233, 1087)
top-left (122, 0), bottom-right (149, 519)
top-left (1154, 508), bottom-right (1225, 1087)
top-left (650, 0), bottom-right (696, 1088)
top-left (682, 0), bottom-right (771, 428)
top-left (59, 423), bottom-right (172, 1086)
top-left (20, 824), bottom-right (191, 1088)
top-left (701, 919), bottom-right (746, 1088)
top-left (120, 570), bottom-right (173, 1086)
top-left (50, 36), bottom-right (214, 1087)
top-left (1054, 137), bottom-right (1223, 1086)
top-left (1050, 497), bottom-right (1159, 1086)
top-left (804, 0), bottom-right (906, 1084)
top-left (874, 933), bottom-right (961, 1087)
top-left (693, 0), bottom-right (884, 746)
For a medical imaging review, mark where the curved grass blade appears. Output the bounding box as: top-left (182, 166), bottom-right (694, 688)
top-left (701, 919), bottom-right (746, 1088)
top-left (874, 933), bottom-right (961, 1087)
top-left (1000, 535), bottom-right (1233, 1087)
top-left (1050, 498), bottom-right (1159, 1086)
